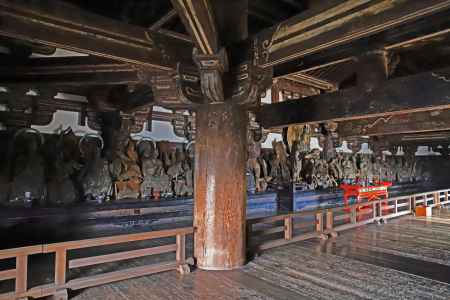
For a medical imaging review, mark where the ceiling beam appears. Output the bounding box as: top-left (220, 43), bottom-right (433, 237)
top-left (0, 0), bottom-right (192, 70)
top-left (253, 0), bottom-right (450, 74)
top-left (0, 57), bottom-right (141, 87)
top-left (256, 67), bottom-right (450, 128)
top-left (284, 73), bottom-right (338, 91)
top-left (170, 0), bottom-right (219, 55)
top-left (337, 109), bottom-right (450, 138)
top-left (150, 9), bottom-right (178, 30)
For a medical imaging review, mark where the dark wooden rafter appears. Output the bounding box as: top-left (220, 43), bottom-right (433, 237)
top-left (0, 57), bottom-right (141, 87)
top-left (170, 0), bottom-right (219, 55)
top-left (0, 0), bottom-right (193, 71)
top-left (150, 9), bottom-right (178, 31)
top-left (284, 73), bottom-right (337, 92)
top-left (272, 78), bottom-right (321, 100)
top-left (256, 67), bottom-right (450, 128)
top-left (150, 9), bottom-right (193, 43)
top-left (338, 109), bottom-right (450, 138)
top-left (253, 0), bottom-right (450, 76)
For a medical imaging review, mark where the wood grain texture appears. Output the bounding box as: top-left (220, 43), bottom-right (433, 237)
top-left (194, 103), bottom-right (248, 270)
top-left (257, 67), bottom-right (450, 127)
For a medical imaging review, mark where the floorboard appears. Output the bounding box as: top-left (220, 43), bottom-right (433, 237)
top-left (69, 210), bottom-right (450, 300)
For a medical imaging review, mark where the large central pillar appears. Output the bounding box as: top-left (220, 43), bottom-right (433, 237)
top-left (194, 103), bottom-right (248, 270)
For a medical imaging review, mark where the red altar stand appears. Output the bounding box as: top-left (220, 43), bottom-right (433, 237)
top-left (340, 181), bottom-right (392, 220)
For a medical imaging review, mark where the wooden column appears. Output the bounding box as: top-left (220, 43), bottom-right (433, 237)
top-left (194, 103), bottom-right (247, 270)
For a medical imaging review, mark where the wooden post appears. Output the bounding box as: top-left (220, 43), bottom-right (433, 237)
top-left (55, 249), bottom-right (67, 287)
top-left (351, 206), bottom-right (357, 224)
top-left (315, 212), bottom-right (323, 232)
top-left (194, 103), bottom-right (247, 270)
top-left (176, 234), bottom-right (186, 265)
top-left (284, 216), bottom-right (293, 240)
top-left (15, 255), bottom-right (27, 294)
top-left (326, 210), bottom-right (333, 231)
top-left (434, 192), bottom-right (440, 207)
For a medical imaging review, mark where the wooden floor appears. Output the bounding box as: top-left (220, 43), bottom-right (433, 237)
top-left (70, 209), bottom-right (450, 300)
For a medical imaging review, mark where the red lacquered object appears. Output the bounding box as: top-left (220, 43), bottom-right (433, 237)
top-left (340, 181), bottom-right (392, 206)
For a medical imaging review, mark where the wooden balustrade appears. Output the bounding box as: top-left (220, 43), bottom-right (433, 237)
top-left (248, 188), bottom-right (450, 252)
top-left (1, 188), bottom-right (450, 299)
top-left (0, 227), bottom-right (193, 300)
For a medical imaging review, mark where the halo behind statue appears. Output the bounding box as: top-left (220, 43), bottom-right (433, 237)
top-left (136, 137), bottom-right (157, 156)
top-left (79, 133), bottom-right (104, 155)
top-left (13, 128), bottom-right (45, 146)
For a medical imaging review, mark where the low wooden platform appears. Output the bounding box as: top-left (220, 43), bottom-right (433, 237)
top-left (69, 214), bottom-right (450, 300)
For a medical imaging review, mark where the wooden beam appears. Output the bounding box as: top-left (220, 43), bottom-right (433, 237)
top-left (256, 67), bottom-right (450, 128)
top-left (338, 109), bottom-right (450, 138)
top-left (170, 0), bottom-right (219, 55)
top-left (0, 0), bottom-right (192, 70)
top-left (0, 57), bottom-right (140, 87)
top-left (150, 9), bottom-right (178, 30)
top-left (284, 73), bottom-right (337, 91)
top-left (254, 0), bottom-right (450, 72)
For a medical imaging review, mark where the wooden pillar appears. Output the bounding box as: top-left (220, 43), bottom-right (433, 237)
top-left (194, 103), bottom-right (247, 270)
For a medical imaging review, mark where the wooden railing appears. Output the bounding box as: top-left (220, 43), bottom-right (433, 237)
top-left (2, 188), bottom-right (450, 299)
top-left (248, 188), bottom-right (450, 252)
top-left (0, 227), bottom-right (193, 300)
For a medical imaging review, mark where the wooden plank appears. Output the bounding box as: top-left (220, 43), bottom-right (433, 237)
top-left (334, 213), bottom-right (351, 222)
top-left (0, 0), bottom-right (192, 70)
top-left (251, 226), bottom-right (285, 237)
top-left (337, 109), bottom-right (450, 138)
top-left (284, 217), bottom-right (293, 240)
top-left (315, 212), bottom-right (324, 232)
top-left (292, 223), bottom-right (314, 230)
top-left (44, 227), bottom-right (193, 252)
top-left (15, 255), bottom-right (27, 294)
top-left (0, 269), bottom-right (16, 281)
top-left (326, 210), bottom-right (334, 230)
top-left (0, 245), bottom-right (42, 260)
top-left (55, 249), bottom-right (67, 286)
top-left (67, 262), bottom-right (178, 291)
top-left (69, 244), bottom-right (177, 269)
top-left (256, 232), bottom-right (320, 251)
top-left (0, 56), bottom-right (141, 87)
top-left (333, 218), bottom-right (375, 232)
top-left (170, 0), bottom-right (219, 55)
top-left (256, 67), bottom-right (450, 127)
top-left (150, 9), bottom-right (178, 31)
top-left (255, 0), bottom-right (450, 68)
top-left (176, 235), bottom-right (186, 265)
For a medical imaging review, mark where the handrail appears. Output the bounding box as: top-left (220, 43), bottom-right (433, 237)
top-left (1, 187), bottom-right (449, 299)
top-left (248, 187), bottom-right (450, 252)
top-left (0, 226), bottom-right (194, 300)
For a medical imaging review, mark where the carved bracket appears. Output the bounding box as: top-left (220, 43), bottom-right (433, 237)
top-left (230, 62), bottom-right (273, 106)
top-left (174, 63), bottom-right (203, 106)
top-left (193, 47), bottom-right (228, 104)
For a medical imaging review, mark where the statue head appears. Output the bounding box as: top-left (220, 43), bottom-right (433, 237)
top-left (79, 133), bottom-right (104, 160)
top-left (137, 140), bottom-right (156, 159)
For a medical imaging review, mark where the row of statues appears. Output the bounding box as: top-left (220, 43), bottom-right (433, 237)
top-left (1, 126), bottom-right (194, 207)
top-left (247, 135), bottom-right (422, 193)
top-left (0, 123), bottom-right (439, 207)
